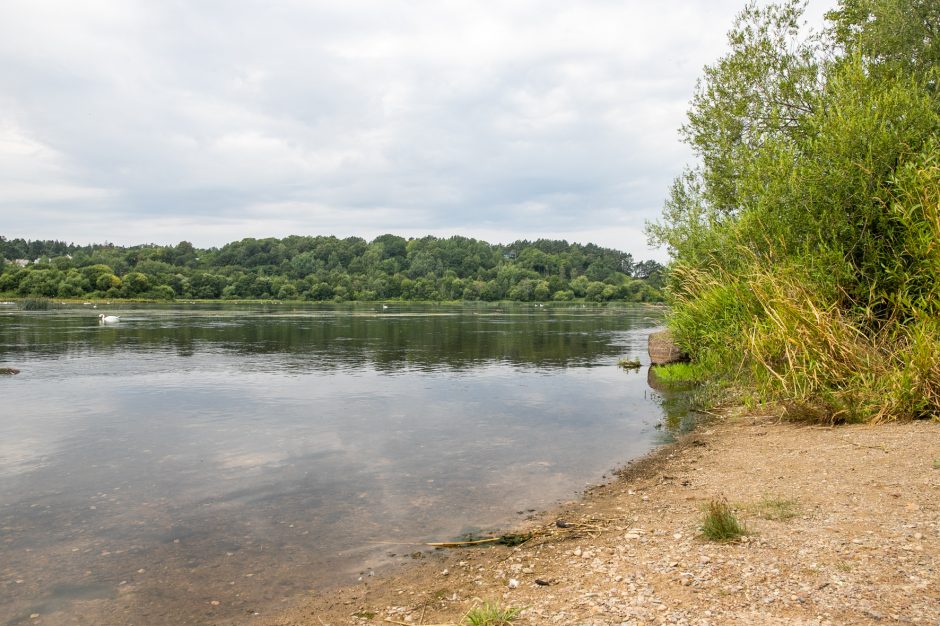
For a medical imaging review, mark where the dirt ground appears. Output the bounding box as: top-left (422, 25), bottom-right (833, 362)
top-left (262, 413), bottom-right (940, 626)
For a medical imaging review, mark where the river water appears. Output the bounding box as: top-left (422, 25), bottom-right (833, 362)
top-left (0, 302), bottom-right (672, 625)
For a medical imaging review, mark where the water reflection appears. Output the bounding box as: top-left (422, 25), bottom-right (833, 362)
top-left (0, 304), bottom-right (648, 373)
top-left (0, 303), bottom-right (669, 625)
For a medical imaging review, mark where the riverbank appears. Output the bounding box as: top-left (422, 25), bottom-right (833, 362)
top-left (263, 411), bottom-right (939, 626)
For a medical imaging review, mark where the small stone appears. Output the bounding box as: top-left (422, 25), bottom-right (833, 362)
top-left (210, 600), bottom-right (220, 606)
top-left (508, 578), bottom-right (520, 588)
top-left (137, 569), bottom-right (145, 574)
top-left (441, 569), bottom-right (449, 576)
top-left (700, 555), bottom-right (711, 564)
top-left (30, 614), bottom-right (39, 619)
top-left (573, 547), bottom-right (582, 557)
top-left (535, 578), bottom-right (551, 586)
top-left (914, 532), bottom-right (923, 540)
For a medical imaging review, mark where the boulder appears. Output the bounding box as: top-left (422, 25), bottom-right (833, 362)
top-left (648, 330), bottom-right (688, 365)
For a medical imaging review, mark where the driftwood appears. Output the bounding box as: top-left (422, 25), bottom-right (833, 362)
top-left (0, 367), bottom-right (20, 375)
top-left (648, 331), bottom-right (688, 365)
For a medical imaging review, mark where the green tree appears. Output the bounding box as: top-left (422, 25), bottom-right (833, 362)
top-left (647, 0), bottom-right (940, 421)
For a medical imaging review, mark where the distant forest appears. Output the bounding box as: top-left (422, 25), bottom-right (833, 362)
top-left (0, 235), bottom-right (665, 303)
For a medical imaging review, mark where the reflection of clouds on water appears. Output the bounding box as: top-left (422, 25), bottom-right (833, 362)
top-left (0, 304), bottom-right (669, 625)
top-left (215, 449), bottom-right (291, 471)
top-left (0, 435), bottom-right (53, 475)
top-left (0, 379), bottom-right (123, 476)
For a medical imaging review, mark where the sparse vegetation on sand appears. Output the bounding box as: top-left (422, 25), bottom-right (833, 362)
top-left (700, 498), bottom-right (748, 542)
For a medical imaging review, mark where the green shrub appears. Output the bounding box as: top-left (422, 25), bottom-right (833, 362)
top-left (464, 601), bottom-right (522, 626)
top-left (700, 498), bottom-right (747, 542)
top-left (647, 1), bottom-right (940, 423)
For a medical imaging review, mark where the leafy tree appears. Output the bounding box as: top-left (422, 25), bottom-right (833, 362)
top-left (0, 234), bottom-right (664, 303)
top-left (648, 0), bottom-right (940, 421)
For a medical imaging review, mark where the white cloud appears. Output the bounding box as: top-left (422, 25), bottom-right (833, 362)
top-left (0, 0), bottom-right (834, 260)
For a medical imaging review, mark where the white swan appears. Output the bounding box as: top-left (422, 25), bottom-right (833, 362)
top-left (98, 314), bottom-right (120, 324)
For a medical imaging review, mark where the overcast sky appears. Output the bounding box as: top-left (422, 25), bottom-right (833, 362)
top-left (0, 1), bottom-right (831, 260)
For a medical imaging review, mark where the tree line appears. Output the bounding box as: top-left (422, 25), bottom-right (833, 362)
top-left (0, 235), bottom-right (665, 303)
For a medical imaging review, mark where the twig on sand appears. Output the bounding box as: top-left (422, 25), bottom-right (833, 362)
top-left (840, 436), bottom-right (889, 452)
top-left (425, 538), bottom-right (503, 548)
top-left (384, 617), bottom-right (459, 626)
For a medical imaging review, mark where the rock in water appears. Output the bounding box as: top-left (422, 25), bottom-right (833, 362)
top-left (648, 330), bottom-right (688, 365)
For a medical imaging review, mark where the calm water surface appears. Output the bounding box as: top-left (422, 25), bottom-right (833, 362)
top-left (0, 303), bottom-right (671, 625)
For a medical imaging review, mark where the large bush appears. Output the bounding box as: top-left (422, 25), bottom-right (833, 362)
top-left (648, 0), bottom-right (940, 421)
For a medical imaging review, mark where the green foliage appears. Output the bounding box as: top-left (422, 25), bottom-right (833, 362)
top-left (648, 0), bottom-right (940, 422)
top-left (649, 362), bottom-right (706, 385)
top-left (463, 601), bottom-right (522, 626)
top-left (0, 236), bottom-right (665, 303)
top-left (618, 357), bottom-right (641, 370)
top-left (700, 498), bottom-right (747, 542)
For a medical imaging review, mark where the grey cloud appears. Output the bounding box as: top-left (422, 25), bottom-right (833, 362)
top-left (0, 0), bottom-right (834, 258)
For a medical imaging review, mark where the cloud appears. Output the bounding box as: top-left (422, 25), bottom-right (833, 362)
top-left (0, 0), bottom-right (833, 260)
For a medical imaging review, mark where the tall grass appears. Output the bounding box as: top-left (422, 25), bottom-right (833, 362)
top-left (20, 297), bottom-right (51, 311)
top-left (668, 233), bottom-right (940, 423)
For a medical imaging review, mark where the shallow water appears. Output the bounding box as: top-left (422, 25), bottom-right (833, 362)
top-left (0, 302), bottom-right (669, 625)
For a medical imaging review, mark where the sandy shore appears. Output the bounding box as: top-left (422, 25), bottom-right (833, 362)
top-left (262, 412), bottom-right (940, 626)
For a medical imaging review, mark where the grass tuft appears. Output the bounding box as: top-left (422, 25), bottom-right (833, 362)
top-left (700, 498), bottom-right (747, 542)
top-left (352, 610), bottom-right (376, 620)
top-left (649, 361), bottom-right (706, 384)
top-left (463, 601), bottom-right (522, 626)
top-left (749, 496), bottom-right (800, 521)
top-left (618, 357), bottom-right (641, 370)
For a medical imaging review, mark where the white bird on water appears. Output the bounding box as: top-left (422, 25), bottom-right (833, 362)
top-left (98, 314), bottom-right (120, 324)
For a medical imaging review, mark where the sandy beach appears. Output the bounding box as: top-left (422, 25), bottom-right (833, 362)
top-left (261, 412), bottom-right (940, 626)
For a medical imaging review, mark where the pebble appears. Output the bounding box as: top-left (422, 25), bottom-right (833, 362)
top-left (508, 578), bottom-right (520, 588)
